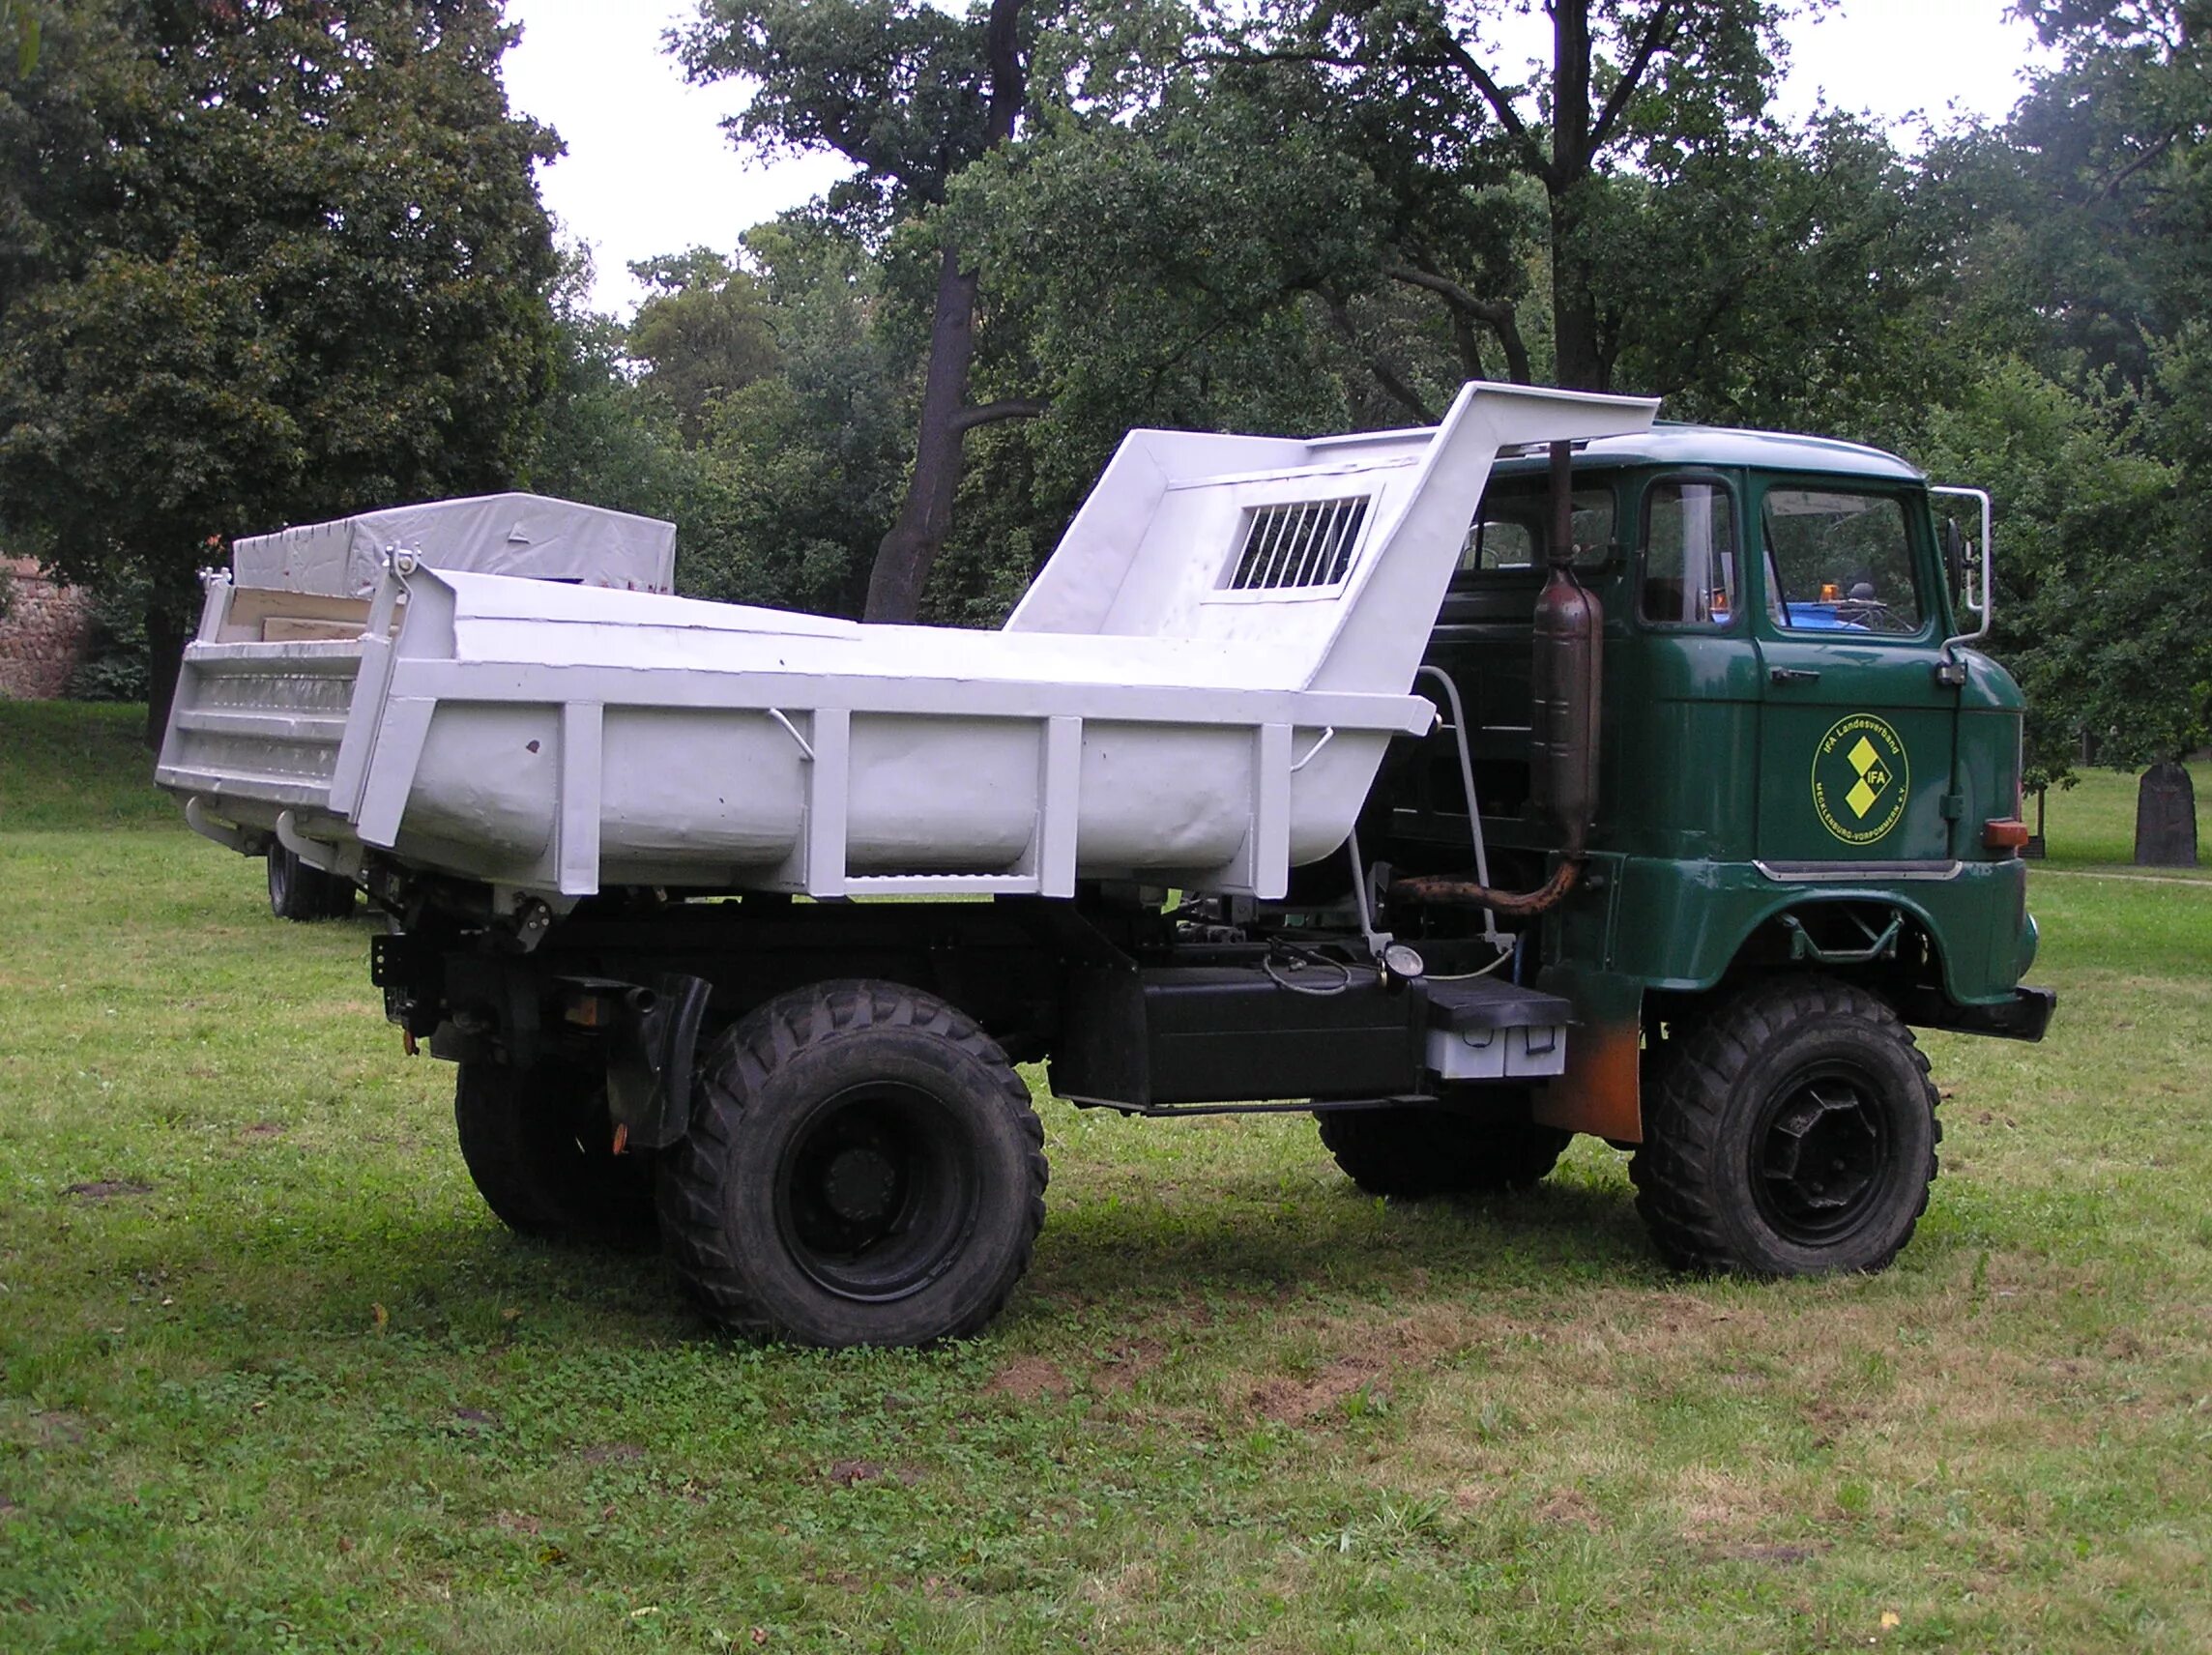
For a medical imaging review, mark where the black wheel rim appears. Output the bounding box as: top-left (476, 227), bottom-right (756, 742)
top-left (773, 1083), bottom-right (976, 1302)
top-left (1749, 1060), bottom-right (1895, 1247)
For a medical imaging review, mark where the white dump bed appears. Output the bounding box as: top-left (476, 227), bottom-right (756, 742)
top-left (159, 383), bottom-right (1656, 908)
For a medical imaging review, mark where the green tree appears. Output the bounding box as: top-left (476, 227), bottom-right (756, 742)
top-left (0, 0), bottom-right (560, 739)
top-left (1, 0), bottom-right (37, 73)
top-left (677, 0), bottom-right (1044, 621)
top-left (1941, 0), bottom-right (2212, 769)
top-left (524, 247), bottom-right (702, 525)
top-left (1219, 0), bottom-right (1792, 391)
top-left (674, 216), bottom-right (912, 618)
top-left (2005, 0), bottom-right (2211, 385)
top-left (626, 247), bottom-right (781, 441)
top-left (937, 0), bottom-right (1946, 577)
top-left (961, 0), bottom-right (1917, 452)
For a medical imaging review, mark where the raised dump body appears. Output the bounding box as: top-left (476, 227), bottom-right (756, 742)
top-left (159, 382), bottom-right (1657, 906)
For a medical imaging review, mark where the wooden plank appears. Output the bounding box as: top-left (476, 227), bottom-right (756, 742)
top-left (262, 618), bottom-right (364, 643)
top-left (218, 588), bottom-right (374, 645)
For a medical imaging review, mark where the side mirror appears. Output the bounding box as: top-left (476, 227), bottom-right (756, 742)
top-left (1931, 485), bottom-right (1993, 650)
top-left (1941, 516), bottom-right (1984, 615)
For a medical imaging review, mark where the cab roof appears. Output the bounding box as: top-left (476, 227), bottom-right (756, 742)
top-left (1494, 422), bottom-right (1925, 483)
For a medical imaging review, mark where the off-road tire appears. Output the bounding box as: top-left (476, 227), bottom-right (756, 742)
top-left (1630, 975), bottom-right (1939, 1276)
top-left (655, 980), bottom-right (1047, 1349)
top-left (454, 1059), bottom-right (658, 1246)
top-left (266, 846), bottom-right (356, 921)
top-left (1318, 1103), bottom-right (1570, 1198)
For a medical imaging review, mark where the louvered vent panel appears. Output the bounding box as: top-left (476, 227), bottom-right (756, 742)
top-left (1226, 497), bottom-right (1370, 591)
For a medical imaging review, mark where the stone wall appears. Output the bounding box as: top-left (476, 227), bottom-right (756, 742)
top-left (0, 557), bottom-right (94, 699)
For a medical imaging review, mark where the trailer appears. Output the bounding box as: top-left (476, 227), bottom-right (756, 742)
top-left (159, 382), bottom-right (2052, 1347)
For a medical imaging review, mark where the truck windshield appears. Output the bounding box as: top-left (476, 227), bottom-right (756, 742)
top-left (1762, 488), bottom-right (1922, 635)
top-left (1458, 482), bottom-right (1614, 575)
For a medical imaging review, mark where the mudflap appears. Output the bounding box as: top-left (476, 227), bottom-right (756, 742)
top-left (1530, 972), bottom-right (1644, 1145)
top-left (605, 973), bottom-right (715, 1150)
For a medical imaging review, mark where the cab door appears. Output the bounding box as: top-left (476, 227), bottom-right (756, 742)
top-left (1752, 479), bottom-right (1958, 867)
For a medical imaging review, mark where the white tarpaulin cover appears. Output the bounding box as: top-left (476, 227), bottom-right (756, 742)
top-left (230, 493), bottom-right (677, 597)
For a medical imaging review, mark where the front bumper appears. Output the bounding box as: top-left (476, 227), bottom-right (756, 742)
top-left (1904, 985), bottom-right (2056, 1043)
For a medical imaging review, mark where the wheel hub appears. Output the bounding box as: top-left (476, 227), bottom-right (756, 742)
top-left (776, 1083), bottom-right (976, 1303)
top-left (822, 1147), bottom-right (899, 1225)
top-left (1752, 1066), bottom-right (1892, 1245)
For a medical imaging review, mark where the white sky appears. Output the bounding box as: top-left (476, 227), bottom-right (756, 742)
top-left (504, 0), bottom-right (2055, 318)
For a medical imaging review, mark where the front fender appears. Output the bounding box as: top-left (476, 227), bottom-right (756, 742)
top-left (1606, 856), bottom-right (2032, 1008)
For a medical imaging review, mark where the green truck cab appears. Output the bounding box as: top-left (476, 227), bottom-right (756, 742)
top-left (1346, 426), bottom-right (2049, 1273)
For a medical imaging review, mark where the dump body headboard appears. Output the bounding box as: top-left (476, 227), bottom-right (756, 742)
top-left (1004, 383), bottom-right (1659, 696)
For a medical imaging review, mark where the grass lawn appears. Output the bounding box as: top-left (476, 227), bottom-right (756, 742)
top-left (2, 702), bottom-right (2208, 1653)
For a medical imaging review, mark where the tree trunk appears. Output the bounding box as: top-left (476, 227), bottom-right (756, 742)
top-left (143, 599), bottom-right (188, 750)
top-left (1547, 1), bottom-right (1604, 392)
top-left (860, 0), bottom-right (1031, 623)
top-left (1548, 192), bottom-right (1606, 392)
top-left (864, 243), bottom-right (982, 623)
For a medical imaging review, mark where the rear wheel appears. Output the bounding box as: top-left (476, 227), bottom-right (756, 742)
top-left (267, 846), bottom-right (356, 921)
top-left (1630, 975), bottom-right (1938, 1276)
top-left (1318, 1101), bottom-right (1570, 1198)
top-left (454, 1059), bottom-right (658, 1245)
top-left (656, 980), bottom-right (1047, 1348)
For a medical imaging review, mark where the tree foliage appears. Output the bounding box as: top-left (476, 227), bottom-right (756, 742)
top-left (678, 0), bottom-right (1043, 621)
top-left (1195, 0), bottom-right (1793, 391)
top-left (1, 0), bottom-right (2203, 779)
top-left (0, 0), bottom-right (561, 735)
top-left (626, 247), bottom-right (781, 441)
top-left (1936, 0), bottom-right (2212, 768)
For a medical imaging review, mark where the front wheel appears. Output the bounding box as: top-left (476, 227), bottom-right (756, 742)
top-left (656, 980), bottom-right (1048, 1349)
top-left (1631, 976), bottom-right (1939, 1276)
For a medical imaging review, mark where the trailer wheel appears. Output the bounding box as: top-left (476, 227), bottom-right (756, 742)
top-left (454, 1060), bottom-right (658, 1246)
top-left (1317, 1103), bottom-right (1569, 1198)
top-left (1630, 975), bottom-right (1939, 1276)
top-left (266, 846), bottom-right (356, 921)
top-left (656, 980), bottom-right (1047, 1349)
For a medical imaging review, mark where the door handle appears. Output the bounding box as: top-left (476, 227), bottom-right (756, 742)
top-left (1770, 666), bottom-right (1821, 684)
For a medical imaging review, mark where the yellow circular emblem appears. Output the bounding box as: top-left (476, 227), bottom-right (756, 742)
top-left (1811, 714), bottom-right (1910, 846)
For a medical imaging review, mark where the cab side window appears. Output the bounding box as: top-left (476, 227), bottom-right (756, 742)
top-left (1464, 517), bottom-right (1537, 572)
top-left (1640, 478), bottom-right (1739, 627)
top-left (1763, 488), bottom-right (1923, 635)
top-left (1456, 485), bottom-right (1615, 576)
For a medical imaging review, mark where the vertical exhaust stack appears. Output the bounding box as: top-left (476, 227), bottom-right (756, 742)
top-left (1529, 439), bottom-right (1602, 855)
top-left (1395, 439), bottom-right (1600, 917)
